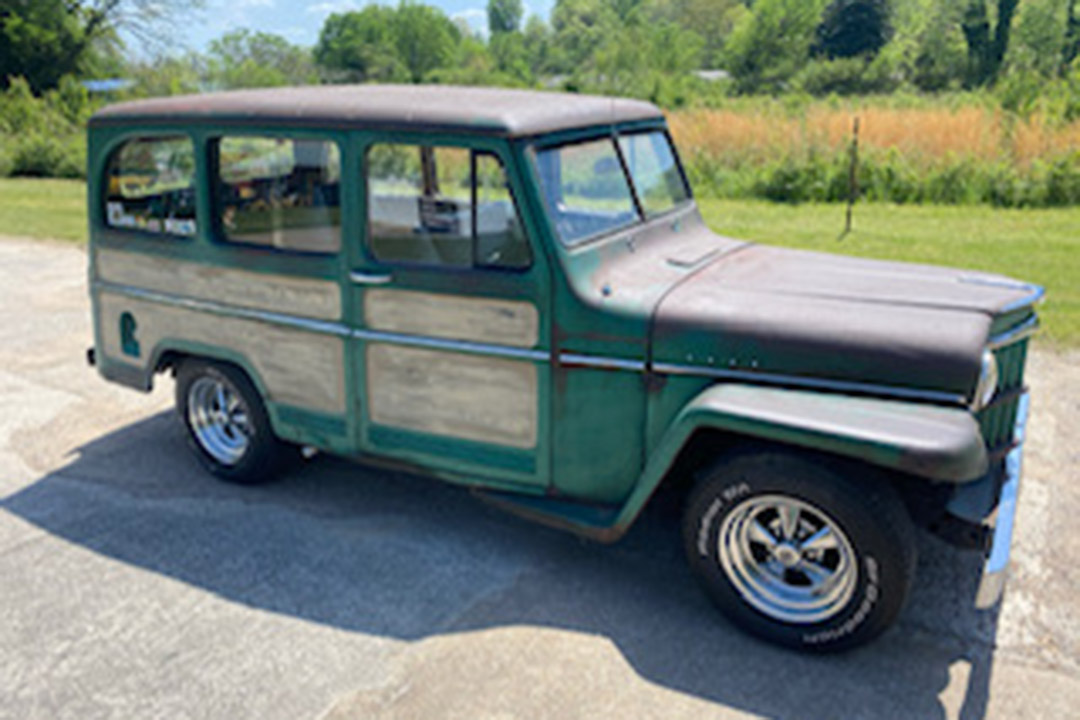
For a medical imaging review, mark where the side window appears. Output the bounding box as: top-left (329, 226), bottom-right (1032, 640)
top-left (476, 153), bottom-right (531, 268)
top-left (215, 136), bottom-right (341, 254)
top-left (367, 143), bottom-right (530, 270)
top-left (104, 136), bottom-right (197, 237)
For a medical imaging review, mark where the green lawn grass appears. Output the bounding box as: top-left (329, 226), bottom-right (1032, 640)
top-left (0, 178), bottom-right (87, 242)
top-left (1, 178), bottom-right (1075, 345)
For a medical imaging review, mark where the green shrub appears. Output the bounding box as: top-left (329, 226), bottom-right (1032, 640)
top-left (795, 56), bottom-right (899, 96)
top-left (0, 136), bottom-right (14, 177)
top-left (678, 145), bottom-right (1080, 208)
top-left (1043, 153), bottom-right (1080, 207)
top-left (8, 133), bottom-right (86, 178)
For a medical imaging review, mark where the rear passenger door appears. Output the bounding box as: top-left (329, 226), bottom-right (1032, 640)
top-left (349, 136), bottom-right (551, 490)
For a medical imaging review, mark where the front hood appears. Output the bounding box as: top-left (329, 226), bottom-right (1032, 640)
top-left (652, 242), bottom-right (1037, 399)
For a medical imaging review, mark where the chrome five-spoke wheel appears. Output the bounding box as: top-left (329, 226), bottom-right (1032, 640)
top-left (186, 375), bottom-right (253, 466)
top-left (177, 360), bottom-right (291, 484)
top-left (717, 494), bottom-right (857, 624)
top-left (684, 450), bottom-right (917, 651)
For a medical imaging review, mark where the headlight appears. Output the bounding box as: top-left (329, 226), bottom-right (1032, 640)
top-left (972, 349), bottom-right (998, 410)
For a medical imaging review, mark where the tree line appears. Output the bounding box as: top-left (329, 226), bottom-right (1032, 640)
top-left (3, 0), bottom-right (1080, 106)
top-left (3, 0), bottom-right (1079, 202)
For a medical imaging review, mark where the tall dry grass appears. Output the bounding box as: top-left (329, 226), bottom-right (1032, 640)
top-left (669, 106), bottom-right (1080, 167)
top-left (668, 104), bottom-right (1080, 205)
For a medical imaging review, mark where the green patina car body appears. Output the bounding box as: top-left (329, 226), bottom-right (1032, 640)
top-left (86, 85), bottom-right (1041, 650)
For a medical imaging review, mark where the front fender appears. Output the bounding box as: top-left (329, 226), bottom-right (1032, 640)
top-left (611, 383), bottom-right (987, 537)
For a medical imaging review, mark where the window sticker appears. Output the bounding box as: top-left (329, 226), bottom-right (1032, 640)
top-left (104, 137), bottom-right (197, 238)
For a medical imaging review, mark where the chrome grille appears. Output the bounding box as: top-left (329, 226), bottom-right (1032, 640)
top-left (977, 338), bottom-right (1029, 452)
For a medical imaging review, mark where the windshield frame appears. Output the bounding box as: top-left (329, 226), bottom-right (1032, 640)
top-left (530, 125), bottom-right (693, 248)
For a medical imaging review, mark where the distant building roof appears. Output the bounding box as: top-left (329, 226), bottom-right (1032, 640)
top-left (90, 84), bottom-right (664, 138)
top-left (694, 70), bottom-right (730, 82)
top-left (82, 79), bottom-right (135, 93)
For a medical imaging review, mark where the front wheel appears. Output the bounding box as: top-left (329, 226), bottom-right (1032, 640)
top-left (683, 450), bottom-right (917, 652)
top-left (176, 359), bottom-right (293, 485)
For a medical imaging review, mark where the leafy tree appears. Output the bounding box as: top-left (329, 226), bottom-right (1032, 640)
top-left (394, 1), bottom-right (461, 82)
top-left (588, 19), bottom-right (703, 102)
top-left (125, 54), bottom-right (203, 97)
top-left (961, 0), bottom-right (1020, 87)
top-left (1065, 0), bottom-right (1080, 72)
top-left (1, 0), bottom-right (201, 92)
top-left (314, 2), bottom-right (460, 83)
top-left (522, 15), bottom-right (560, 76)
top-left (487, 0), bottom-right (524, 35)
top-left (71, 0), bottom-right (204, 47)
top-left (724, 0), bottom-right (828, 93)
top-left (206, 30), bottom-right (316, 89)
top-left (911, 7), bottom-right (967, 91)
top-left (1, 0), bottom-right (88, 92)
top-left (880, 0), bottom-right (966, 91)
top-left (427, 29), bottom-right (530, 87)
top-left (314, 6), bottom-right (408, 82)
top-left (814, 0), bottom-right (893, 59)
top-left (550, 0), bottom-right (622, 73)
top-left (1006, 0), bottom-right (1069, 80)
top-left (490, 30), bottom-right (533, 82)
top-left (643, 0), bottom-right (742, 68)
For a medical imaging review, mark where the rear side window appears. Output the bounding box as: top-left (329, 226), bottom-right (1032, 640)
top-left (367, 143), bottom-right (530, 269)
top-left (104, 137), bottom-right (197, 237)
top-left (215, 136), bottom-right (341, 254)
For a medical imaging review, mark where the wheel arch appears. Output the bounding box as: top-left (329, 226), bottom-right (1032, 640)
top-left (609, 382), bottom-right (987, 539)
top-left (148, 340), bottom-right (273, 402)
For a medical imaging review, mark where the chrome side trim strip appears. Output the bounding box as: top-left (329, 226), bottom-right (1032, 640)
top-left (558, 353), bottom-right (647, 372)
top-left (96, 281), bottom-right (352, 337)
top-left (653, 361), bottom-right (967, 405)
top-left (988, 315), bottom-right (1040, 350)
top-left (975, 391), bottom-right (1029, 609)
top-left (357, 329), bottom-right (549, 362)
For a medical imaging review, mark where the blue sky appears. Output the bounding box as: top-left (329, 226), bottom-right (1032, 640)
top-left (182, 0), bottom-right (554, 50)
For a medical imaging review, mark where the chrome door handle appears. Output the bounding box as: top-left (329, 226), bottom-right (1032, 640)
top-left (349, 271), bottom-right (392, 285)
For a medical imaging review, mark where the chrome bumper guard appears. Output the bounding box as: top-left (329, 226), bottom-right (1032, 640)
top-left (975, 392), bottom-right (1030, 609)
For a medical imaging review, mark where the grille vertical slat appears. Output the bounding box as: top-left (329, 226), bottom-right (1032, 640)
top-left (978, 337), bottom-right (1029, 450)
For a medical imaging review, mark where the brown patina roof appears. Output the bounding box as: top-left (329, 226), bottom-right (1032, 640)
top-left (90, 84), bottom-right (664, 137)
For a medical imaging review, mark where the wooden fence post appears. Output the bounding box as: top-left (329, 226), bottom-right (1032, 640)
top-left (840, 116), bottom-right (860, 240)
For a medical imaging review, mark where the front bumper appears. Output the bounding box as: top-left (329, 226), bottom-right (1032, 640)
top-left (974, 392), bottom-right (1030, 609)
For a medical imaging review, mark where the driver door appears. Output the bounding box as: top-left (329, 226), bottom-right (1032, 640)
top-left (349, 136), bottom-right (551, 490)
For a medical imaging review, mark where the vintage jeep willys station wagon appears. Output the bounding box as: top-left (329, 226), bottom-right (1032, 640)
top-left (87, 85), bottom-right (1041, 651)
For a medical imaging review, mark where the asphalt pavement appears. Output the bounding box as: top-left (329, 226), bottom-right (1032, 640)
top-left (1, 236), bottom-right (1077, 719)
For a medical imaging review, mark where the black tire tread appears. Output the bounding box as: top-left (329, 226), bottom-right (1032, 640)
top-left (682, 447), bottom-right (918, 652)
top-left (175, 359), bottom-right (294, 485)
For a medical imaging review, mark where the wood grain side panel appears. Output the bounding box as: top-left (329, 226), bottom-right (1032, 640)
top-left (96, 248), bottom-right (341, 320)
top-left (367, 343), bottom-right (538, 449)
top-left (98, 292), bottom-right (346, 414)
top-left (364, 289), bottom-right (539, 348)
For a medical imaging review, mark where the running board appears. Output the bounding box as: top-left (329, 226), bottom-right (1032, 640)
top-left (474, 490), bottom-right (625, 543)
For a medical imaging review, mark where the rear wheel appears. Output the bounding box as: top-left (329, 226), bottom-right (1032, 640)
top-left (683, 449), bottom-right (917, 652)
top-left (176, 359), bottom-right (293, 485)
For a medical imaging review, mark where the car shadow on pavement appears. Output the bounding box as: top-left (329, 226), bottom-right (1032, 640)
top-left (3, 411), bottom-right (1001, 719)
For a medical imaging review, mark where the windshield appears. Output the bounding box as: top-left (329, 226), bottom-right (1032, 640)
top-left (618, 132), bottom-right (690, 217)
top-left (535, 130), bottom-right (689, 246)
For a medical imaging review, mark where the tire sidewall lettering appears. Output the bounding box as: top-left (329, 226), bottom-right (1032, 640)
top-left (801, 556), bottom-right (880, 646)
top-left (696, 481), bottom-right (750, 558)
